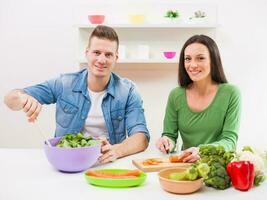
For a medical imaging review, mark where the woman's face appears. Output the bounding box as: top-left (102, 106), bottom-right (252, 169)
top-left (184, 43), bottom-right (211, 83)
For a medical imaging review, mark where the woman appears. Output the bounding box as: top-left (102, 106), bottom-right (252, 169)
top-left (156, 35), bottom-right (241, 162)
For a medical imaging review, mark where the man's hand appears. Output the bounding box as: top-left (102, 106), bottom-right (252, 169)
top-left (21, 93), bottom-right (42, 122)
top-left (156, 136), bottom-right (175, 154)
top-left (4, 90), bottom-right (42, 122)
top-left (98, 137), bottom-right (121, 164)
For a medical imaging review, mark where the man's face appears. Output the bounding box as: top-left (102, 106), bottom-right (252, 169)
top-left (86, 37), bottom-right (118, 79)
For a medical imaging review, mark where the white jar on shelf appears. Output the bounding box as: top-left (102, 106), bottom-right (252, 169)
top-left (118, 45), bottom-right (126, 60)
top-left (137, 45), bottom-right (150, 60)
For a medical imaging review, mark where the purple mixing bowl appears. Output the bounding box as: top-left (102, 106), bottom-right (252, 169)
top-left (44, 137), bottom-right (101, 172)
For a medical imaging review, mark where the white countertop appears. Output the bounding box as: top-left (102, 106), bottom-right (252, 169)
top-left (0, 148), bottom-right (266, 200)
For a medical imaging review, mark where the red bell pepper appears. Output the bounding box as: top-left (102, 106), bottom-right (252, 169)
top-left (227, 161), bottom-right (254, 191)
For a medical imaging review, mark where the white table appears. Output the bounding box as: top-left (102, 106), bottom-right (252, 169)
top-left (0, 148), bottom-right (266, 200)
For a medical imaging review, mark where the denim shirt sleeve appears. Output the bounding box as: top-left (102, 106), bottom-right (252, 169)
top-left (23, 77), bottom-right (62, 105)
top-left (125, 86), bottom-right (150, 141)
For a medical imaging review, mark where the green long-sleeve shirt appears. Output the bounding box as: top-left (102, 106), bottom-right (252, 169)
top-left (162, 83), bottom-right (241, 151)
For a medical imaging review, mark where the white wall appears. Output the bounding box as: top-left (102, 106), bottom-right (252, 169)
top-left (1, 0), bottom-right (266, 149)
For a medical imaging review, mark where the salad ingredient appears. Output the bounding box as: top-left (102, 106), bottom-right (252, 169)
top-left (235, 146), bottom-right (266, 186)
top-left (86, 169), bottom-right (142, 179)
top-left (227, 161), bottom-right (254, 191)
top-left (143, 158), bottom-right (163, 166)
top-left (169, 163), bottom-right (210, 181)
top-left (56, 133), bottom-right (101, 148)
top-left (169, 152), bottom-right (192, 163)
top-left (197, 145), bottom-right (235, 189)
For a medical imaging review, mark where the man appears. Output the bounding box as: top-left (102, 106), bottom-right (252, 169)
top-left (4, 25), bottom-right (150, 163)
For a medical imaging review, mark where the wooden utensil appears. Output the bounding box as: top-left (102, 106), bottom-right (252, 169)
top-left (35, 121), bottom-right (52, 147)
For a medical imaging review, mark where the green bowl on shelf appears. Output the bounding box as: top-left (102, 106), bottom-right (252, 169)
top-left (84, 168), bottom-right (147, 188)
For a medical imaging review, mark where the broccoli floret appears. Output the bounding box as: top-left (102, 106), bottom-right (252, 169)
top-left (185, 166), bottom-right (199, 180)
top-left (196, 145), bottom-right (233, 190)
top-left (197, 163), bottom-right (210, 179)
top-left (205, 176), bottom-right (231, 190)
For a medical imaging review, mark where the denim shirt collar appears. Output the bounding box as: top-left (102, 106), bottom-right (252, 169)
top-left (72, 69), bottom-right (115, 99)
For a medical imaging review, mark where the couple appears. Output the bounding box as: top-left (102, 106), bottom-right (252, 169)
top-left (4, 25), bottom-right (241, 164)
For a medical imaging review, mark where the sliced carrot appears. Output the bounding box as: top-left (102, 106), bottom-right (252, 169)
top-left (169, 155), bottom-right (180, 163)
top-left (169, 152), bottom-right (192, 163)
top-left (142, 158), bottom-right (163, 166)
top-left (86, 169), bottom-right (142, 179)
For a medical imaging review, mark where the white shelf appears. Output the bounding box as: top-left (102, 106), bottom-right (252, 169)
top-left (74, 23), bottom-right (217, 29)
top-left (78, 58), bottom-right (178, 64)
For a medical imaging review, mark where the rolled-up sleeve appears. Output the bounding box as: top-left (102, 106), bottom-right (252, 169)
top-left (23, 77), bottom-right (62, 105)
top-left (125, 86), bottom-right (150, 141)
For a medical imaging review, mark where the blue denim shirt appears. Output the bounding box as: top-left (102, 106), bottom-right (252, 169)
top-left (23, 69), bottom-right (150, 144)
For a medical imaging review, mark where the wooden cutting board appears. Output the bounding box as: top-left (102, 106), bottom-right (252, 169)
top-left (132, 158), bottom-right (192, 172)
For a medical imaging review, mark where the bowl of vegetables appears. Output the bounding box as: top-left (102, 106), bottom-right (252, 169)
top-left (44, 133), bottom-right (101, 172)
top-left (158, 167), bottom-right (205, 194)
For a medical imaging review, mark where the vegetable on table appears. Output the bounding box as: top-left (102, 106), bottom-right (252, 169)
top-left (142, 158), bottom-right (163, 166)
top-left (235, 145), bottom-right (266, 186)
top-left (227, 161), bottom-right (254, 191)
top-left (196, 145), bottom-right (235, 190)
top-left (86, 169), bottom-right (142, 179)
top-left (169, 163), bottom-right (210, 181)
top-left (169, 145), bottom-right (234, 189)
top-left (169, 152), bottom-right (192, 163)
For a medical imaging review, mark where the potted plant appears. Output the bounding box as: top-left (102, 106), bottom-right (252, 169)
top-left (165, 10), bottom-right (180, 19)
top-left (189, 10), bottom-right (207, 23)
top-left (164, 10), bottom-right (180, 24)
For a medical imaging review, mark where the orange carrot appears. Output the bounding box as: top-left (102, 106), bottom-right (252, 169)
top-left (169, 152), bottom-right (192, 163)
top-left (86, 169), bottom-right (142, 179)
top-left (142, 158), bottom-right (163, 166)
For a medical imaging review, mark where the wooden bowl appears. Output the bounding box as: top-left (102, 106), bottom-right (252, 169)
top-left (158, 167), bottom-right (203, 194)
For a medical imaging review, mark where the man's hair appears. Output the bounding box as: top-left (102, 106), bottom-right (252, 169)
top-left (178, 34), bottom-right (228, 87)
top-left (88, 25), bottom-right (119, 51)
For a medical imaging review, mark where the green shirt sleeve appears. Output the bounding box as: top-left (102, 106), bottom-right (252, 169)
top-left (209, 86), bottom-right (241, 151)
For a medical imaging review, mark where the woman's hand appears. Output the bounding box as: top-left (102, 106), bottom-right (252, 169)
top-left (156, 136), bottom-right (175, 154)
top-left (180, 147), bottom-right (200, 163)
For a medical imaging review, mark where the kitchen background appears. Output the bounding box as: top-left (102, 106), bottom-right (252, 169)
top-left (0, 0), bottom-right (266, 149)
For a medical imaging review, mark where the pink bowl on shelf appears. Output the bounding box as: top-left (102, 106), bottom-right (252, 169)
top-left (88, 15), bottom-right (105, 24)
top-left (163, 51), bottom-right (176, 59)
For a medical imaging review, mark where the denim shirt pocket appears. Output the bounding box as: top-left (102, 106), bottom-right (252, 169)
top-left (56, 99), bottom-right (78, 128)
top-left (110, 109), bottom-right (125, 135)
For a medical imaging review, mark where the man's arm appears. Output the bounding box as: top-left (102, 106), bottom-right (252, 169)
top-left (4, 89), bottom-right (42, 122)
top-left (98, 132), bottom-right (148, 163)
